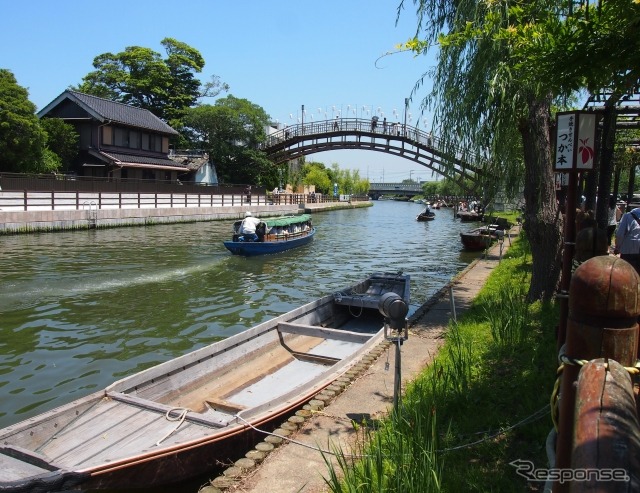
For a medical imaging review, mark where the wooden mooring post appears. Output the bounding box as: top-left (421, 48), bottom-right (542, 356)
top-left (572, 359), bottom-right (640, 491)
top-left (554, 256), bottom-right (640, 492)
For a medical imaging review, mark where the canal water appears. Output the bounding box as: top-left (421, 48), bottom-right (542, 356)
top-left (0, 200), bottom-right (481, 490)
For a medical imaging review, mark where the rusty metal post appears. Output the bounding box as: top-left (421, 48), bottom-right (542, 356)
top-left (554, 256), bottom-right (640, 492)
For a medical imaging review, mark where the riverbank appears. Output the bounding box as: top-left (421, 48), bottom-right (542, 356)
top-left (199, 225), bottom-right (522, 493)
top-left (0, 199), bottom-right (371, 234)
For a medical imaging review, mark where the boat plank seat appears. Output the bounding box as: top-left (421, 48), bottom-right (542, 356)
top-left (277, 322), bottom-right (373, 343)
top-left (204, 398), bottom-right (245, 415)
top-left (108, 392), bottom-right (229, 428)
top-left (288, 351), bottom-right (340, 365)
top-left (0, 444), bottom-right (65, 475)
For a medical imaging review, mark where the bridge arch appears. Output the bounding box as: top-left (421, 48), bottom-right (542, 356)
top-left (260, 118), bottom-right (484, 190)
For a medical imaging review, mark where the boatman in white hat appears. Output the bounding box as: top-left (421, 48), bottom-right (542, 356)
top-left (240, 211), bottom-right (261, 242)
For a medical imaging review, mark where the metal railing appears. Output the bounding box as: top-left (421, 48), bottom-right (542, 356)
top-left (0, 189), bottom-right (368, 212)
top-left (261, 117), bottom-right (442, 150)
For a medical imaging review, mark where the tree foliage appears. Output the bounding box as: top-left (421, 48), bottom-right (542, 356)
top-left (0, 69), bottom-right (47, 173)
top-left (302, 162), bottom-right (333, 194)
top-left (329, 164), bottom-right (369, 195)
top-left (40, 118), bottom-right (79, 173)
top-left (398, 0), bottom-right (613, 301)
top-left (74, 38), bottom-right (229, 127)
top-left (182, 95), bottom-right (272, 184)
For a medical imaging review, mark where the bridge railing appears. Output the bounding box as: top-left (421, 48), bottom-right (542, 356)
top-left (262, 118), bottom-right (478, 166)
top-left (263, 118), bottom-right (440, 148)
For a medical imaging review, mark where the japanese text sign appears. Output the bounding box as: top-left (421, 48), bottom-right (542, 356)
top-left (554, 111), bottom-right (596, 171)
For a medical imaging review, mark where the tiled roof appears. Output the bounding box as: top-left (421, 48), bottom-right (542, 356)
top-left (51, 90), bottom-right (179, 135)
top-left (91, 150), bottom-right (188, 169)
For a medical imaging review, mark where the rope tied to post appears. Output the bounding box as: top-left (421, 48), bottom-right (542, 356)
top-left (550, 344), bottom-right (640, 430)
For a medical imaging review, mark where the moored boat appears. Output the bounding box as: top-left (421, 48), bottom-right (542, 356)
top-left (460, 226), bottom-right (500, 250)
top-left (456, 210), bottom-right (484, 222)
top-left (223, 214), bottom-right (315, 256)
top-left (0, 272), bottom-right (410, 492)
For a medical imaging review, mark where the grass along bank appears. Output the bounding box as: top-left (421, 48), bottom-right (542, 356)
top-left (324, 234), bottom-right (559, 492)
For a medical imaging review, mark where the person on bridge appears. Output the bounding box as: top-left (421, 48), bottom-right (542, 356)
top-left (333, 115), bottom-right (340, 131)
top-left (240, 212), bottom-right (261, 242)
top-left (371, 116), bottom-right (378, 132)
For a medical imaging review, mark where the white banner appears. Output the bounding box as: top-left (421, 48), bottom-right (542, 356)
top-left (554, 112), bottom-right (596, 171)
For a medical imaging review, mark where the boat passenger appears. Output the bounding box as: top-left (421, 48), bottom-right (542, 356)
top-left (239, 211), bottom-right (261, 242)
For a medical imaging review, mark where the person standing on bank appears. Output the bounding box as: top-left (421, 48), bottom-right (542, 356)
top-left (615, 205), bottom-right (640, 273)
top-left (607, 195), bottom-right (621, 245)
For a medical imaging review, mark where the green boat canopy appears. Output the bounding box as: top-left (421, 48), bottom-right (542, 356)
top-left (262, 214), bottom-right (312, 227)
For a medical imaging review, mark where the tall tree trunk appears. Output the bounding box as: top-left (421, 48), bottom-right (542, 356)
top-left (519, 94), bottom-right (563, 302)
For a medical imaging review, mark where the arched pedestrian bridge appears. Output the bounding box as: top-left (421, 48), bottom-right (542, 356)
top-left (260, 118), bottom-right (484, 189)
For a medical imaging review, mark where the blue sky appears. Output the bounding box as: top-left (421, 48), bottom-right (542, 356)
top-left (2, 1), bottom-right (439, 183)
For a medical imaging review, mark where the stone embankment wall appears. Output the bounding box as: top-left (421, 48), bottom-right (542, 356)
top-left (0, 201), bottom-right (372, 234)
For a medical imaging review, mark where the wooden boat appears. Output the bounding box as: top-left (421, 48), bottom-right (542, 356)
top-left (223, 214), bottom-right (315, 256)
top-left (0, 272), bottom-right (410, 492)
top-left (457, 210), bottom-right (484, 222)
top-left (416, 210), bottom-right (436, 221)
top-left (460, 226), bottom-right (500, 250)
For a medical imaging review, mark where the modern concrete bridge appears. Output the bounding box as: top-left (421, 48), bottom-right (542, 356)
top-left (367, 182), bottom-right (423, 199)
top-left (260, 118), bottom-right (484, 191)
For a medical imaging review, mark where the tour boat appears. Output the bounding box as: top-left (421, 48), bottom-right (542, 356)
top-left (223, 214), bottom-right (315, 256)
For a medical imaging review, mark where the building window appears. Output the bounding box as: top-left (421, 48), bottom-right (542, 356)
top-left (129, 131), bottom-right (140, 149)
top-left (102, 126), bottom-right (113, 145)
top-left (149, 134), bottom-right (162, 152)
top-left (142, 169), bottom-right (156, 180)
top-left (141, 133), bottom-right (150, 150)
top-left (114, 128), bottom-right (129, 147)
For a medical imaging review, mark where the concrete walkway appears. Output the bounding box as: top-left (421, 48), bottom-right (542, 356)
top-left (202, 228), bottom-right (519, 493)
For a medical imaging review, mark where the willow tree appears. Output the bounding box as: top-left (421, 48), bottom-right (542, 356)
top-left (399, 0), bottom-right (640, 301)
top-left (398, 0), bottom-right (564, 301)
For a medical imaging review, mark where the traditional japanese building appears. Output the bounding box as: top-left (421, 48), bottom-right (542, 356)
top-left (38, 90), bottom-right (187, 182)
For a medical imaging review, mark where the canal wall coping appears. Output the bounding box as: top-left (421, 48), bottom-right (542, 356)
top-left (0, 202), bottom-right (372, 234)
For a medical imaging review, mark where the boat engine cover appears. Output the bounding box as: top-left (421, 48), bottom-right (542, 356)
top-left (378, 292), bottom-right (409, 328)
